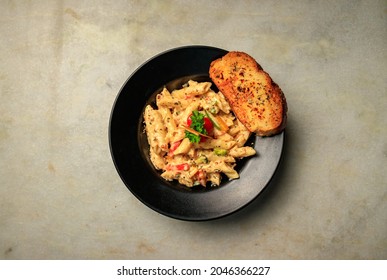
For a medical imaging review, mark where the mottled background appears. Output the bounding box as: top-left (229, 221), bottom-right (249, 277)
top-left (0, 0), bottom-right (386, 259)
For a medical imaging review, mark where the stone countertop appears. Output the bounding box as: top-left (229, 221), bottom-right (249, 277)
top-left (1, 0), bottom-right (386, 259)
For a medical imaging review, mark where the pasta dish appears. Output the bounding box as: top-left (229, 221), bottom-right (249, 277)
top-left (144, 80), bottom-right (256, 187)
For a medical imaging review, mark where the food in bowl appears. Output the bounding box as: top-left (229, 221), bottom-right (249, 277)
top-left (143, 80), bottom-right (256, 187)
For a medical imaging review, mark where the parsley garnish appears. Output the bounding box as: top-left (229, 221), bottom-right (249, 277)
top-left (185, 131), bottom-right (201, 143)
top-left (185, 110), bottom-right (207, 143)
top-left (190, 110), bottom-right (206, 134)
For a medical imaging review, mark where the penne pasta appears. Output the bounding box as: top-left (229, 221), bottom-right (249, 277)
top-left (144, 105), bottom-right (168, 153)
top-left (150, 148), bottom-right (166, 170)
top-left (172, 80), bottom-right (211, 99)
top-left (195, 138), bottom-right (237, 150)
top-left (229, 146), bottom-right (256, 158)
top-left (173, 138), bottom-right (192, 156)
top-left (158, 106), bottom-right (177, 145)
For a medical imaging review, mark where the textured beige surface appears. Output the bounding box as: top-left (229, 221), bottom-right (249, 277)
top-left (1, 0), bottom-right (386, 259)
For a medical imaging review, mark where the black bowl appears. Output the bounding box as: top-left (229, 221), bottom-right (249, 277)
top-left (109, 46), bottom-right (284, 221)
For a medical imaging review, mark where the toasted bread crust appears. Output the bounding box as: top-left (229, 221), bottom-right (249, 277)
top-left (209, 51), bottom-right (287, 136)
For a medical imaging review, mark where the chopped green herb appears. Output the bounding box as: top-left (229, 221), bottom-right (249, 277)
top-left (185, 131), bottom-right (201, 143)
top-left (214, 148), bottom-right (227, 156)
top-left (195, 154), bottom-right (208, 164)
top-left (185, 110), bottom-right (208, 143)
top-left (190, 110), bottom-right (207, 135)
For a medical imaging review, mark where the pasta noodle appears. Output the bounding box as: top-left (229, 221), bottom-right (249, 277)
top-left (143, 80), bottom-right (256, 187)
